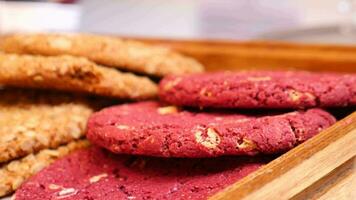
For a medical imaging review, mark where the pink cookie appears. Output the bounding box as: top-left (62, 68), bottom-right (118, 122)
top-left (86, 101), bottom-right (336, 157)
top-left (159, 71), bottom-right (356, 109)
top-left (15, 147), bottom-right (267, 200)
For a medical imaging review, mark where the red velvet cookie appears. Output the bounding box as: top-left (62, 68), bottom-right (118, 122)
top-left (15, 147), bottom-right (268, 200)
top-left (159, 71), bottom-right (356, 109)
top-left (86, 101), bottom-right (335, 157)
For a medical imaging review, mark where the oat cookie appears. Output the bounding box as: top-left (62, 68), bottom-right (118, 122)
top-left (0, 140), bottom-right (89, 197)
top-left (0, 89), bottom-right (94, 163)
top-left (14, 146), bottom-right (268, 200)
top-left (159, 71), bottom-right (356, 108)
top-left (86, 101), bottom-right (336, 157)
top-left (0, 53), bottom-right (158, 99)
top-left (0, 33), bottom-right (204, 77)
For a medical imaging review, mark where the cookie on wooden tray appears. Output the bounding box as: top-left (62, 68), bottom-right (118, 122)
top-left (86, 101), bottom-right (336, 158)
top-left (0, 140), bottom-right (89, 197)
top-left (0, 33), bottom-right (204, 77)
top-left (14, 146), bottom-right (268, 200)
top-left (0, 53), bottom-right (158, 100)
top-left (0, 89), bottom-right (94, 163)
top-left (159, 71), bottom-right (356, 109)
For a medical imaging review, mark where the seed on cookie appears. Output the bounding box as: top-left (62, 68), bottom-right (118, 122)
top-left (0, 33), bottom-right (204, 77)
top-left (157, 106), bottom-right (179, 115)
top-left (89, 173), bottom-right (108, 183)
top-left (116, 125), bottom-right (131, 130)
top-left (0, 53), bottom-right (158, 99)
top-left (57, 188), bottom-right (77, 198)
top-left (288, 90), bottom-right (316, 103)
top-left (195, 127), bottom-right (221, 149)
top-left (236, 138), bottom-right (257, 150)
top-left (48, 184), bottom-right (61, 190)
top-left (287, 90), bottom-right (303, 102)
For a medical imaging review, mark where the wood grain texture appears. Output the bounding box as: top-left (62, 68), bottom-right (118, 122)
top-left (132, 38), bottom-right (356, 73)
top-left (209, 111), bottom-right (356, 200)
top-left (291, 156), bottom-right (355, 200)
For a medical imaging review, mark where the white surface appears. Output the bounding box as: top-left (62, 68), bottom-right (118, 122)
top-left (0, 0), bottom-right (353, 42)
top-left (78, 0), bottom-right (352, 41)
top-left (0, 1), bottom-right (81, 33)
top-left (80, 0), bottom-right (200, 38)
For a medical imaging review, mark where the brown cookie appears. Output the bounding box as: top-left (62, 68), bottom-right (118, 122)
top-left (0, 140), bottom-right (89, 197)
top-left (0, 89), bottom-right (94, 164)
top-left (0, 53), bottom-right (158, 99)
top-left (0, 33), bottom-right (204, 77)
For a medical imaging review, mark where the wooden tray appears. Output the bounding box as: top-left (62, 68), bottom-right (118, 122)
top-left (135, 38), bottom-right (356, 200)
top-left (2, 38), bottom-right (354, 200)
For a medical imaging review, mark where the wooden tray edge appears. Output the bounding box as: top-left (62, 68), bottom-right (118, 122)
top-left (209, 111), bottom-right (356, 200)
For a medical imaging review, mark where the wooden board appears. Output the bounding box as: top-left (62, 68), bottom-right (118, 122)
top-left (210, 112), bottom-right (356, 200)
top-left (133, 38), bottom-right (356, 200)
top-left (134, 38), bottom-right (356, 73)
top-left (1, 36), bottom-right (353, 200)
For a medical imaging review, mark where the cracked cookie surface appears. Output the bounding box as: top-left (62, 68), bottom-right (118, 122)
top-left (0, 53), bottom-right (158, 99)
top-left (0, 33), bottom-right (204, 77)
top-left (0, 89), bottom-right (94, 163)
top-left (86, 101), bottom-right (336, 157)
top-left (14, 146), bottom-right (267, 200)
top-left (159, 71), bottom-right (356, 108)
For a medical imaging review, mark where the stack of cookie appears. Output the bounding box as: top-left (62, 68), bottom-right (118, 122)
top-left (12, 65), bottom-right (356, 198)
top-left (0, 33), bottom-right (203, 198)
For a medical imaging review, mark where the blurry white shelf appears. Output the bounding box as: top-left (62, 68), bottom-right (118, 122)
top-left (258, 25), bottom-right (356, 44)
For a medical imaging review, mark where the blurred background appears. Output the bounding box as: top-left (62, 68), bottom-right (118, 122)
top-left (1, 0), bottom-right (356, 43)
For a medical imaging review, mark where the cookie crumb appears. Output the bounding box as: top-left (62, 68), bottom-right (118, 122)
top-left (288, 90), bottom-right (316, 102)
top-left (195, 128), bottom-right (221, 149)
top-left (237, 138), bottom-right (256, 150)
top-left (89, 173), bottom-right (108, 183)
top-left (57, 188), bottom-right (77, 199)
top-left (48, 184), bottom-right (61, 190)
top-left (288, 90), bottom-right (303, 102)
top-left (157, 106), bottom-right (178, 115)
top-left (116, 125), bottom-right (130, 130)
